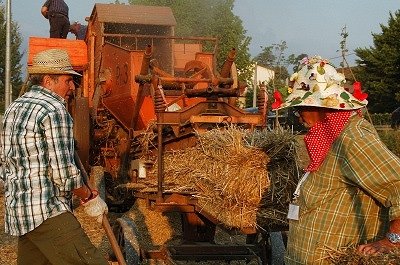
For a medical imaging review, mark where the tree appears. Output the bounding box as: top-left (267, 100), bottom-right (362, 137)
top-left (355, 10), bottom-right (400, 113)
top-left (0, 1), bottom-right (23, 113)
top-left (251, 41), bottom-right (306, 109)
top-left (128, 0), bottom-right (253, 82)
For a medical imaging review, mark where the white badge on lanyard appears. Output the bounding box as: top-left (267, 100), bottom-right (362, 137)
top-left (287, 171), bottom-right (310, 221)
top-left (287, 203), bottom-right (300, 220)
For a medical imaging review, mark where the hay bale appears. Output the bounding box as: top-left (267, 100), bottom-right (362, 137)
top-left (248, 129), bottom-right (301, 231)
top-left (142, 126), bottom-right (301, 230)
top-left (162, 126), bottom-right (270, 229)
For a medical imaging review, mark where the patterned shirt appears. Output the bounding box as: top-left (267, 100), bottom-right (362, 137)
top-left (285, 115), bottom-right (400, 264)
top-left (0, 85), bottom-right (82, 236)
top-left (43, 0), bottom-right (69, 17)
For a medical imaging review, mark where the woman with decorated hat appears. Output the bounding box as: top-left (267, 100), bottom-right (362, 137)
top-left (272, 56), bottom-right (400, 264)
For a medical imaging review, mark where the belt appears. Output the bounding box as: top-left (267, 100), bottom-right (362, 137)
top-left (50, 12), bottom-right (68, 18)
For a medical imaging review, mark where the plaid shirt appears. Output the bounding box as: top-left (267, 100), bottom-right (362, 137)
top-left (285, 115), bottom-right (400, 264)
top-left (0, 86), bottom-right (82, 236)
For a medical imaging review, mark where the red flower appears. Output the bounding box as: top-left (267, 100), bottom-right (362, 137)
top-left (352, 81), bottom-right (368, 101)
top-left (340, 103), bottom-right (345, 108)
top-left (271, 90), bottom-right (283, 109)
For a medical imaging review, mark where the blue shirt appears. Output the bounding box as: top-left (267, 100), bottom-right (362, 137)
top-left (1, 85), bottom-right (82, 236)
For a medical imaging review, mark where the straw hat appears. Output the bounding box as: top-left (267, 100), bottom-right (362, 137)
top-left (28, 49), bottom-right (81, 76)
top-left (272, 56), bottom-right (368, 110)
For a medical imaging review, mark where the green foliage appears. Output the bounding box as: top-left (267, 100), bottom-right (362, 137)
top-left (378, 130), bottom-right (400, 157)
top-left (128, 0), bottom-right (253, 82)
top-left (0, 2), bottom-right (23, 113)
top-left (369, 112), bottom-right (392, 125)
top-left (355, 11), bottom-right (400, 113)
top-left (253, 41), bottom-right (305, 78)
top-left (251, 41), bottom-right (307, 110)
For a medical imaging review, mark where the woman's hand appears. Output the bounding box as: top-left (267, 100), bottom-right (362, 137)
top-left (357, 238), bottom-right (396, 255)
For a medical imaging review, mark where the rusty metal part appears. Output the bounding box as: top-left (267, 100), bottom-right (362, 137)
top-left (152, 79), bottom-right (167, 113)
top-left (151, 76), bottom-right (166, 202)
top-left (185, 86), bottom-right (239, 98)
top-left (257, 83), bottom-right (268, 126)
top-left (150, 60), bottom-right (174, 78)
top-left (72, 97), bottom-right (90, 170)
top-left (220, 48), bottom-right (236, 78)
top-left (140, 45), bottom-right (152, 75)
top-left (135, 75), bottom-right (233, 91)
top-left (184, 60), bottom-right (213, 79)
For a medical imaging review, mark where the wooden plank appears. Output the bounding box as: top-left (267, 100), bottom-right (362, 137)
top-left (28, 37), bottom-right (88, 70)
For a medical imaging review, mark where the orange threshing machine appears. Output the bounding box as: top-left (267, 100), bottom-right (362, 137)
top-left (28, 3), bottom-right (271, 264)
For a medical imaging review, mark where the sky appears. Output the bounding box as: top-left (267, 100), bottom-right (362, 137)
top-left (10, 0), bottom-right (400, 73)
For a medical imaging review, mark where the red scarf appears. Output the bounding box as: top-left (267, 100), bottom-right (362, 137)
top-left (304, 111), bottom-right (354, 172)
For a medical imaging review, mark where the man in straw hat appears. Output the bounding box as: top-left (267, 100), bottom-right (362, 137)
top-left (0, 49), bottom-right (109, 264)
top-left (272, 56), bottom-right (400, 264)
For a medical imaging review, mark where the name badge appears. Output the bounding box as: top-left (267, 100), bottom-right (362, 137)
top-left (287, 203), bottom-right (299, 220)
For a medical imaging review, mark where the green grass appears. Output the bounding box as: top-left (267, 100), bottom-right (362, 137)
top-left (377, 130), bottom-right (400, 157)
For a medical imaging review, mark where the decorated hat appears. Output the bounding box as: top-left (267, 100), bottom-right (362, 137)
top-left (271, 56), bottom-right (367, 110)
top-left (28, 49), bottom-right (81, 76)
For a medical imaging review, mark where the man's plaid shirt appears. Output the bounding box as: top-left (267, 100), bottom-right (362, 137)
top-left (0, 86), bottom-right (83, 236)
top-left (285, 115), bottom-right (400, 264)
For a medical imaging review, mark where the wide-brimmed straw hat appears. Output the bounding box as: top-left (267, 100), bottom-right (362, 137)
top-left (28, 49), bottom-right (81, 76)
top-left (272, 56), bottom-right (367, 110)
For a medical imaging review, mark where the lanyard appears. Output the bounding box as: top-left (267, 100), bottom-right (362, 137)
top-left (293, 171), bottom-right (310, 200)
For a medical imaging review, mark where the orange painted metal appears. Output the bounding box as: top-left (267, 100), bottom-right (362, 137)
top-left (28, 37), bottom-right (87, 71)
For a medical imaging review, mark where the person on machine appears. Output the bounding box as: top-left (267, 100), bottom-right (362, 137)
top-left (41, 0), bottom-right (70, 39)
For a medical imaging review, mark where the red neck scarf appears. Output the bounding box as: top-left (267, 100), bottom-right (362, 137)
top-left (304, 111), bottom-right (355, 172)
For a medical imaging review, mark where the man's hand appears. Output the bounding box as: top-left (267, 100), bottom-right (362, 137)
top-left (82, 191), bottom-right (108, 223)
top-left (357, 238), bottom-right (396, 255)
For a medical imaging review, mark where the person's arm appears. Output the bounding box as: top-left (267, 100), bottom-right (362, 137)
top-left (42, 108), bottom-right (83, 194)
top-left (341, 128), bottom-right (400, 254)
top-left (41, 0), bottom-right (50, 19)
top-left (42, 107), bottom-right (107, 222)
top-left (41, 6), bottom-right (49, 19)
top-left (358, 219), bottom-right (400, 254)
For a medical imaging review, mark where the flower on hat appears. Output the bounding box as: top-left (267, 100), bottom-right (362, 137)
top-left (271, 90), bottom-right (283, 109)
top-left (352, 81), bottom-right (368, 101)
top-left (271, 85), bottom-right (294, 109)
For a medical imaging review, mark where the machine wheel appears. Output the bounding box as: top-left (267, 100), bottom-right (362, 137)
top-left (113, 216), bottom-right (141, 264)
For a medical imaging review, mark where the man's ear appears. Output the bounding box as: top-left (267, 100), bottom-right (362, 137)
top-left (42, 75), bottom-right (53, 88)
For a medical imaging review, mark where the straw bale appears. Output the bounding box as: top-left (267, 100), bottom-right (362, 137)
top-left (248, 129), bottom-right (302, 231)
top-left (140, 126), bottom-right (302, 230)
top-left (161, 126), bottom-right (270, 229)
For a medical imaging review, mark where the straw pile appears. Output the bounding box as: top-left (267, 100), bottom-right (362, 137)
top-left (248, 129), bottom-right (301, 231)
top-left (325, 246), bottom-right (400, 264)
top-left (162, 126), bottom-right (270, 229)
